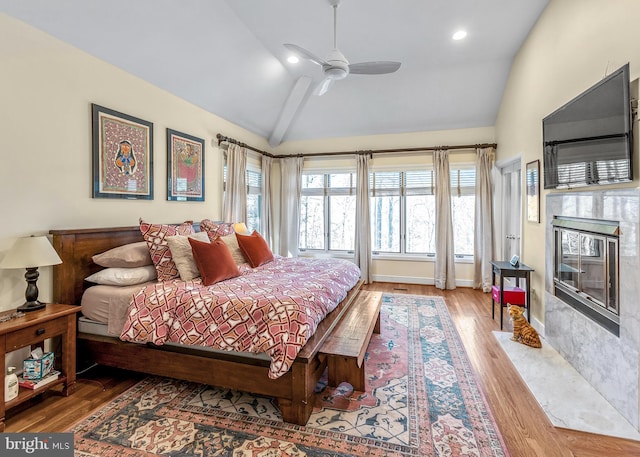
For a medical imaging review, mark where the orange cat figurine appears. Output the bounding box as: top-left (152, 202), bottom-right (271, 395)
top-left (508, 304), bottom-right (542, 348)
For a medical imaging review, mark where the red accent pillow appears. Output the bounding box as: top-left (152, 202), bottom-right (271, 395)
top-left (188, 237), bottom-right (240, 286)
top-left (236, 231), bottom-right (274, 268)
top-left (139, 220), bottom-right (194, 281)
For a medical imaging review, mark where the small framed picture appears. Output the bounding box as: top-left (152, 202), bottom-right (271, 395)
top-left (526, 160), bottom-right (540, 223)
top-left (510, 255), bottom-right (520, 267)
top-left (166, 128), bottom-right (205, 201)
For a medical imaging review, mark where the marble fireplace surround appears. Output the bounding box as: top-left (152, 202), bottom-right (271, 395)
top-left (545, 189), bottom-right (640, 431)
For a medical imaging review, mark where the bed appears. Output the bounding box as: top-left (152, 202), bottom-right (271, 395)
top-left (49, 225), bottom-right (363, 425)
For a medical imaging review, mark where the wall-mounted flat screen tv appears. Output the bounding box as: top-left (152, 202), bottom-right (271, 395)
top-left (543, 63), bottom-right (633, 189)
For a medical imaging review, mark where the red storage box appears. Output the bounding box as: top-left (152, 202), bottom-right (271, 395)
top-left (491, 285), bottom-right (525, 305)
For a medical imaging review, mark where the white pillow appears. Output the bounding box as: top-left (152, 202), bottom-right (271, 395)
top-left (220, 233), bottom-right (248, 265)
top-left (85, 265), bottom-right (157, 286)
top-left (92, 241), bottom-right (153, 268)
top-left (166, 232), bottom-right (210, 281)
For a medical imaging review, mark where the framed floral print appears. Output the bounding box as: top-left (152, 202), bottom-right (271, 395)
top-left (166, 128), bottom-right (205, 201)
top-left (526, 160), bottom-right (540, 223)
top-left (92, 104), bottom-right (154, 199)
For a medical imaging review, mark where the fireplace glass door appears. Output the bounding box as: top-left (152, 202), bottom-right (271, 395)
top-left (555, 228), bottom-right (618, 316)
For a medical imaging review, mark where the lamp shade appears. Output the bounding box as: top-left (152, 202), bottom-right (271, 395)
top-left (233, 222), bottom-right (249, 235)
top-left (0, 236), bottom-right (62, 269)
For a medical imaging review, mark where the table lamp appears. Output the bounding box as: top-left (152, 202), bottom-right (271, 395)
top-left (0, 235), bottom-right (62, 312)
top-left (233, 222), bottom-right (250, 235)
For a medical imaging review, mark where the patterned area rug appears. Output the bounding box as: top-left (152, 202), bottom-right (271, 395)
top-left (70, 294), bottom-right (509, 456)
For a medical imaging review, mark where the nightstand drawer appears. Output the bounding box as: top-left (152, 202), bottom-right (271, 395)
top-left (5, 316), bottom-right (67, 351)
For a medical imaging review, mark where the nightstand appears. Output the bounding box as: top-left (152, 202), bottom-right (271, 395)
top-left (0, 304), bottom-right (80, 431)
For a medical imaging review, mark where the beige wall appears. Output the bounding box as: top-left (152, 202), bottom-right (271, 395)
top-left (494, 0), bottom-right (640, 325)
top-left (0, 14), bottom-right (269, 312)
top-left (274, 128), bottom-right (494, 156)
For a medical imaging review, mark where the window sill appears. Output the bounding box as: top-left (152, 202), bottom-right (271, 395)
top-left (299, 251), bottom-right (354, 260)
top-left (299, 251), bottom-right (474, 264)
top-left (372, 253), bottom-right (434, 262)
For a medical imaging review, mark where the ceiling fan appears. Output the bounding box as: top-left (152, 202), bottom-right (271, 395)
top-left (284, 0), bottom-right (401, 96)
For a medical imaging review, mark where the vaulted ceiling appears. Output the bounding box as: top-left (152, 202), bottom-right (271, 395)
top-left (1, 0), bottom-right (549, 146)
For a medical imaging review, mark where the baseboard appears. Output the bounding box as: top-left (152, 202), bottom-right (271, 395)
top-left (531, 315), bottom-right (545, 338)
top-left (371, 275), bottom-right (474, 288)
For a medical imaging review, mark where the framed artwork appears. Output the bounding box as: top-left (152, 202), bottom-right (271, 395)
top-left (92, 104), bottom-right (154, 199)
top-left (526, 160), bottom-right (540, 223)
top-left (167, 128), bottom-right (205, 201)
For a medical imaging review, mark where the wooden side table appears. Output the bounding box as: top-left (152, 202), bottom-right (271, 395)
top-left (0, 304), bottom-right (80, 431)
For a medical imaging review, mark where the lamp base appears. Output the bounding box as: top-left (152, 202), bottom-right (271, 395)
top-left (17, 300), bottom-right (46, 312)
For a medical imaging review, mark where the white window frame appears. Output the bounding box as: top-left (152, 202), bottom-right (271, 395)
top-left (246, 166), bottom-right (262, 233)
top-left (370, 170), bottom-right (436, 257)
top-left (370, 164), bottom-right (476, 262)
top-left (299, 171), bottom-right (356, 254)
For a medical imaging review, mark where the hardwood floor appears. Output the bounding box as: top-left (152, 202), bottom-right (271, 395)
top-left (5, 283), bottom-right (640, 456)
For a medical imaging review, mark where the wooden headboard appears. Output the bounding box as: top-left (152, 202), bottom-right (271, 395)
top-left (50, 226), bottom-right (144, 306)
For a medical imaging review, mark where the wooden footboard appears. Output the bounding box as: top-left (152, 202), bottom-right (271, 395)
top-left (50, 226), bottom-right (363, 425)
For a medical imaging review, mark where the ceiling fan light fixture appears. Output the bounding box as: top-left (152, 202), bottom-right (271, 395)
top-left (324, 66), bottom-right (348, 80)
top-left (323, 48), bottom-right (349, 79)
top-left (287, 55), bottom-right (300, 64)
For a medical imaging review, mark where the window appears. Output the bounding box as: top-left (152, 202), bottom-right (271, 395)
top-left (450, 167), bottom-right (475, 257)
top-left (370, 171), bottom-right (435, 254)
top-left (300, 173), bottom-right (356, 252)
top-left (222, 157), bottom-right (262, 232)
top-left (370, 166), bottom-right (476, 258)
top-left (299, 174), bottom-right (324, 250)
top-left (299, 163), bottom-right (476, 260)
top-left (246, 169), bottom-right (262, 233)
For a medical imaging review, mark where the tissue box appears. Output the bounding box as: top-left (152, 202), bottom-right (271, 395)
top-left (23, 352), bottom-right (55, 380)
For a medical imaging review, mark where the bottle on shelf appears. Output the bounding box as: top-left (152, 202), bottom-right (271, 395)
top-left (5, 366), bottom-right (19, 402)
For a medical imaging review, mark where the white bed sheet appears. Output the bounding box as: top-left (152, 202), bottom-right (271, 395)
top-left (80, 282), bottom-right (153, 336)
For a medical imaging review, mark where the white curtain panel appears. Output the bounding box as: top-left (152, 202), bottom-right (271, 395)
top-left (261, 155), bottom-right (274, 247)
top-left (433, 149), bottom-right (456, 290)
top-left (355, 154), bottom-right (372, 284)
top-left (222, 143), bottom-right (247, 223)
top-left (474, 147), bottom-right (495, 292)
top-left (279, 156), bottom-right (303, 257)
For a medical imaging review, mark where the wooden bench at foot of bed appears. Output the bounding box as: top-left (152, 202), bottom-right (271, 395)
top-left (320, 291), bottom-right (382, 392)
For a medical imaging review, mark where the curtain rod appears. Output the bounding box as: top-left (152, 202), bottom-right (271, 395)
top-left (216, 134), bottom-right (274, 158)
top-left (216, 133), bottom-right (496, 159)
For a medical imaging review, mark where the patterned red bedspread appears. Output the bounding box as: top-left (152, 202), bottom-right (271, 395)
top-left (120, 257), bottom-right (361, 378)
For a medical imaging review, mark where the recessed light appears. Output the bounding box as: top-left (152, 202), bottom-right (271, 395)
top-left (452, 30), bottom-right (467, 41)
top-left (287, 55), bottom-right (300, 64)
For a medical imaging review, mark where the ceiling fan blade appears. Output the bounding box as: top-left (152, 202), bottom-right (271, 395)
top-left (283, 43), bottom-right (327, 66)
top-left (349, 61), bottom-right (401, 75)
top-left (314, 77), bottom-right (335, 96)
